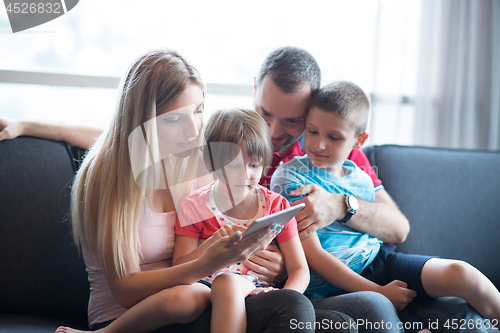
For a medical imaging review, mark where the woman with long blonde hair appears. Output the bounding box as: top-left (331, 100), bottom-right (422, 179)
top-left (55, 49), bottom-right (315, 333)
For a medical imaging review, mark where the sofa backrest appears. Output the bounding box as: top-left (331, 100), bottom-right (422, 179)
top-left (0, 137), bottom-right (89, 321)
top-left (363, 145), bottom-right (500, 288)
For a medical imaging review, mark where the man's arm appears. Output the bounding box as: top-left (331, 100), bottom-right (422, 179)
top-left (288, 148), bottom-right (409, 244)
top-left (0, 117), bottom-right (103, 150)
top-left (290, 186), bottom-right (409, 244)
top-left (349, 189), bottom-right (409, 243)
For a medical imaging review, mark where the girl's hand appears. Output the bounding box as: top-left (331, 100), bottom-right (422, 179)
top-left (203, 224), bottom-right (279, 272)
top-left (378, 280), bottom-right (417, 310)
top-left (210, 224), bottom-right (246, 245)
top-left (248, 286), bottom-right (278, 296)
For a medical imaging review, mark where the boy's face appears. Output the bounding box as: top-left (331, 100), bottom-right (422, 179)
top-left (304, 107), bottom-right (368, 174)
top-left (217, 142), bottom-right (263, 201)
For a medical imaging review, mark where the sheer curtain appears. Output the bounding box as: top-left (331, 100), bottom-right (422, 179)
top-left (414, 0), bottom-right (500, 150)
top-left (368, 0), bottom-right (421, 146)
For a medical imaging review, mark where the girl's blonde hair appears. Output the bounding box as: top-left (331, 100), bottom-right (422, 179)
top-left (71, 49), bottom-right (204, 277)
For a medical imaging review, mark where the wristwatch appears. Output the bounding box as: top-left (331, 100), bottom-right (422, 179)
top-left (338, 194), bottom-right (358, 224)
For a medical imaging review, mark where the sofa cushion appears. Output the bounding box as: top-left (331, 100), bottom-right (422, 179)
top-left (0, 314), bottom-right (87, 333)
top-left (0, 137), bottom-right (89, 321)
top-left (363, 145), bottom-right (500, 288)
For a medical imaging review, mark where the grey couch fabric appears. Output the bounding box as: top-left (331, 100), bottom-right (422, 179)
top-left (0, 137), bottom-right (89, 332)
top-left (363, 145), bottom-right (500, 288)
top-left (1, 138), bottom-right (499, 332)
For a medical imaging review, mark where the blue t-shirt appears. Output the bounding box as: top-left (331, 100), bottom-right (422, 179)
top-left (271, 155), bottom-right (382, 299)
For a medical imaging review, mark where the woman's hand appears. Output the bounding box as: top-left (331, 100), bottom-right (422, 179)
top-left (202, 224), bottom-right (279, 273)
top-left (0, 117), bottom-right (24, 141)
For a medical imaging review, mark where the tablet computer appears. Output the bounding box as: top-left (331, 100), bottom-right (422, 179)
top-left (242, 203), bottom-right (305, 239)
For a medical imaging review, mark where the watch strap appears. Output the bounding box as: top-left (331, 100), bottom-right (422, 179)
top-left (338, 194), bottom-right (356, 224)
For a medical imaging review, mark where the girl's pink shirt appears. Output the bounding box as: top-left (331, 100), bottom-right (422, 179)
top-left (175, 182), bottom-right (298, 244)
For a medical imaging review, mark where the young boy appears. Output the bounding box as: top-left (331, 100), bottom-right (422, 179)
top-left (271, 81), bottom-right (500, 333)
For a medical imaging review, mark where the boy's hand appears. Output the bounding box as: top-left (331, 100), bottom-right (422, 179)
top-left (377, 280), bottom-right (417, 310)
top-left (242, 243), bottom-right (286, 283)
top-left (210, 224), bottom-right (246, 244)
top-left (289, 184), bottom-right (345, 239)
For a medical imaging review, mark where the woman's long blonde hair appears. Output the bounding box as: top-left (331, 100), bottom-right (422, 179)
top-left (71, 49), bottom-right (204, 277)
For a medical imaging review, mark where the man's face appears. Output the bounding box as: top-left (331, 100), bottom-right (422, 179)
top-left (253, 75), bottom-right (312, 154)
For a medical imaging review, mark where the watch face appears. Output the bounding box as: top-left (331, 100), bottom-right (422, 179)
top-left (348, 195), bottom-right (359, 211)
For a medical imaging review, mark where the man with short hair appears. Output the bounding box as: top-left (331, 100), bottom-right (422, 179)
top-left (253, 46), bottom-right (408, 244)
top-left (249, 46), bottom-right (488, 333)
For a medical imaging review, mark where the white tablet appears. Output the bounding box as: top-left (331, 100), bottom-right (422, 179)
top-left (242, 203), bottom-right (305, 239)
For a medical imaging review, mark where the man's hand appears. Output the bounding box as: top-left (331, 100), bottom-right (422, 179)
top-left (0, 117), bottom-right (23, 141)
top-left (289, 184), bottom-right (345, 240)
top-left (289, 184), bottom-right (409, 244)
top-left (242, 243), bottom-right (286, 284)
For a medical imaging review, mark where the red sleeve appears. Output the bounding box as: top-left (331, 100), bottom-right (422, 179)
top-left (174, 198), bottom-right (204, 239)
top-left (266, 193), bottom-right (298, 243)
top-left (347, 149), bottom-right (382, 188)
top-left (175, 193), bottom-right (210, 239)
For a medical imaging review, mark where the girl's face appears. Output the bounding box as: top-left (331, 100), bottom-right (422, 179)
top-left (218, 141), bottom-right (263, 201)
top-left (157, 84), bottom-right (204, 158)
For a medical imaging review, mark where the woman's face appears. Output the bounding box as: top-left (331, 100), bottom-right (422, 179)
top-left (157, 85), bottom-right (204, 158)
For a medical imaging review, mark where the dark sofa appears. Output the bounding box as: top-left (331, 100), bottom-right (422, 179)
top-left (1, 137), bottom-right (499, 332)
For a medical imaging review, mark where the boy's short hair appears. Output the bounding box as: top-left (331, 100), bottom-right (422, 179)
top-left (309, 81), bottom-right (370, 135)
top-left (203, 108), bottom-right (272, 175)
top-left (256, 46), bottom-right (321, 95)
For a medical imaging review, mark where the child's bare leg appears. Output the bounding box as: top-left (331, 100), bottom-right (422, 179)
top-left (421, 258), bottom-right (500, 321)
top-left (55, 284), bottom-right (210, 333)
top-left (210, 273), bottom-right (256, 333)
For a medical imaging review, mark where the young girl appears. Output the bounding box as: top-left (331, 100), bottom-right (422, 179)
top-left (55, 50), bottom-right (315, 333)
top-left (173, 108), bottom-right (310, 333)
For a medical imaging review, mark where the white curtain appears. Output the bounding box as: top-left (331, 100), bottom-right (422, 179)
top-left (414, 0), bottom-right (500, 150)
top-left (368, 0), bottom-right (421, 146)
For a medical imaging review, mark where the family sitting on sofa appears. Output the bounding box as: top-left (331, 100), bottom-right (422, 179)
top-left (1, 46), bottom-right (498, 333)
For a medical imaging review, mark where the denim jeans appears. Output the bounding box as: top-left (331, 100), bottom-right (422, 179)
top-left (313, 291), bottom-right (404, 333)
top-left (406, 297), bottom-right (490, 333)
top-left (313, 292), bottom-right (491, 333)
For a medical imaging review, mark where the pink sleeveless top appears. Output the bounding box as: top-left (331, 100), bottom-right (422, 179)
top-left (83, 207), bottom-right (177, 328)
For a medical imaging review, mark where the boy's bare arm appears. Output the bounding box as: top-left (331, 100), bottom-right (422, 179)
top-left (290, 185), bottom-right (409, 244)
top-left (0, 117), bottom-right (102, 150)
top-left (301, 233), bottom-right (381, 292)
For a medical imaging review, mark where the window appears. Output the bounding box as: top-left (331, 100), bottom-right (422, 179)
top-left (1, 0), bottom-right (421, 145)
